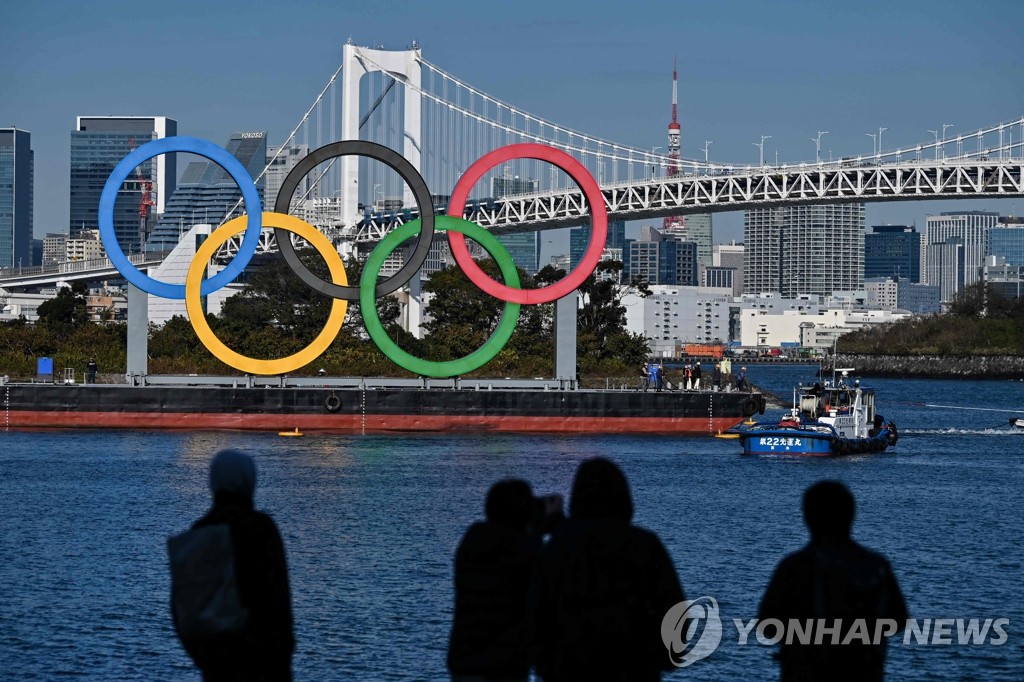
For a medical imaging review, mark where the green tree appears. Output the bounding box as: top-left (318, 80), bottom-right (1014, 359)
top-left (420, 258), bottom-right (515, 361)
top-left (36, 282), bottom-right (89, 329)
top-left (576, 260), bottom-right (650, 372)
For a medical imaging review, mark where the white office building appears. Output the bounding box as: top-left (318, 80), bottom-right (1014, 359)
top-left (622, 285), bottom-right (732, 358)
top-left (922, 211), bottom-right (998, 294)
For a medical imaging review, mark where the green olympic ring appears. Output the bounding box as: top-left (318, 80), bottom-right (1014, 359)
top-left (360, 216), bottom-right (521, 378)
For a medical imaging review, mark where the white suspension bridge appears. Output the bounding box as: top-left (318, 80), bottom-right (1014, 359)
top-left (236, 41), bottom-right (1024, 254)
top-left (2, 41), bottom-right (1023, 287)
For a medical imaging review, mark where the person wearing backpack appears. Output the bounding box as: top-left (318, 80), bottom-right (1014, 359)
top-left (533, 458), bottom-right (685, 681)
top-left (169, 449), bottom-right (295, 681)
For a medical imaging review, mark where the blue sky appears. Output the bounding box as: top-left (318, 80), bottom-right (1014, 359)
top-left (2, 0), bottom-right (1023, 246)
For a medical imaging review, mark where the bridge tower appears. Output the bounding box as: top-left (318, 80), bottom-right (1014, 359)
top-left (340, 42), bottom-right (425, 336)
top-left (339, 42), bottom-right (423, 227)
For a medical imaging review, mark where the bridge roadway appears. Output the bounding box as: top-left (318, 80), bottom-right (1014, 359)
top-left (0, 252), bottom-right (170, 290)
top-left (357, 156), bottom-right (1024, 240)
top-left (3, 157), bottom-right (1021, 290)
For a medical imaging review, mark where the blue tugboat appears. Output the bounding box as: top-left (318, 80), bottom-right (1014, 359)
top-left (731, 370), bottom-right (898, 456)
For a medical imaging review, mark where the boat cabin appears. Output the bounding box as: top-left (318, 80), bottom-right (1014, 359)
top-left (794, 370), bottom-right (876, 439)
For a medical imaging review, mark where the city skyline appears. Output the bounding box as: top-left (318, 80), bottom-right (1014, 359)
top-left (2, 0), bottom-right (1023, 246)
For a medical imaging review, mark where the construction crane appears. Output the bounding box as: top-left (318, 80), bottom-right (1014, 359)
top-left (129, 137), bottom-right (155, 251)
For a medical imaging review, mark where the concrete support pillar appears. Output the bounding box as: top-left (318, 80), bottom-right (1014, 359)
top-left (553, 290), bottom-right (578, 383)
top-left (407, 274), bottom-right (423, 339)
top-left (126, 283), bottom-right (148, 382)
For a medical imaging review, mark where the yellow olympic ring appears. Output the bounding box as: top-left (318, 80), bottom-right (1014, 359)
top-left (185, 212), bottom-right (348, 375)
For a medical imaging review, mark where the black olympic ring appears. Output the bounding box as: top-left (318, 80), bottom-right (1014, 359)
top-left (273, 140), bottom-right (436, 301)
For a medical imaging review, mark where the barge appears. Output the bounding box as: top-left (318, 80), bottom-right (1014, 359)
top-left (1, 375), bottom-right (765, 435)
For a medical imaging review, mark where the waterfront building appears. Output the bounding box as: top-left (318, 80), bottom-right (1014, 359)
top-left (923, 237), bottom-right (965, 307)
top-left (622, 285), bottom-right (732, 358)
top-left (146, 131), bottom-right (266, 252)
top-left (988, 216), bottom-right (1024, 267)
top-left (983, 255), bottom-right (1024, 300)
top-left (71, 116), bottom-right (176, 254)
top-left (0, 128), bottom-right (33, 269)
top-left (661, 213), bottom-right (712, 267)
top-left (31, 239), bottom-right (42, 267)
top-left (42, 233), bottom-right (67, 267)
top-left (922, 210), bottom-right (998, 290)
top-left (738, 292), bottom-right (909, 350)
top-left (622, 226), bottom-right (697, 286)
top-left (0, 289), bottom-right (49, 322)
top-left (865, 225), bottom-right (920, 282)
top-left (743, 203), bottom-right (864, 296)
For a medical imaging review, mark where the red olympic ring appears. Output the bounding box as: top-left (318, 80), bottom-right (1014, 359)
top-left (446, 143), bottom-right (608, 305)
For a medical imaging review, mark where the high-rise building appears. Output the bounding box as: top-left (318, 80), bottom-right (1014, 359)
top-left (865, 225), bottom-right (920, 282)
top-left (569, 220), bottom-right (625, 271)
top-left (71, 116), bottom-right (176, 253)
top-left (922, 211), bottom-right (998, 291)
top-left (0, 128), bottom-right (33, 269)
top-left (264, 144), bottom-right (310, 209)
top-left (924, 237), bottom-right (965, 306)
top-left (622, 226), bottom-right (697, 286)
top-left (713, 241), bottom-right (744, 296)
top-left (146, 131), bottom-right (266, 252)
top-left (491, 176), bottom-right (540, 274)
top-left (744, 203), bottom-right (864, 296)
top-left (988, 216), bottom-right (1024, 267)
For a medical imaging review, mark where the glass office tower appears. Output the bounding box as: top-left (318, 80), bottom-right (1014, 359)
top-left (70, 116), bottom-right (176, 254)
top-left (0, 128), bottom-right (33, 269)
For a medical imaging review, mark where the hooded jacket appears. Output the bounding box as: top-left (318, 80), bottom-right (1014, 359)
top-left (183, 450), bottom-right (295, 682)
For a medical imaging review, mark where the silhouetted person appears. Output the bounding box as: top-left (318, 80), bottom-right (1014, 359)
top-left (711, 363), bottom-right (722, 391)
top-left (448, 479), bottom-right (563, 681)
top-left (655, 363), bottom-right (665, 392)
top-left (640, 362), bottom-right (650, 391)
top-left (758, 481), bottom-right (908, 682)
top-left (86, 358), bottom-right (97, 384)
top-left (177, 449), bottom-right (295, 681)
top-left (692, 362), bottom-right (702, 389)
top-left (736, 366), bottom-right (747, 391)
top-left (534, 458), bottom-right (685, 682)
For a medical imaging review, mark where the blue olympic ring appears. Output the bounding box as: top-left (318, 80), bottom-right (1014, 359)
top-left (98, 136), bottom-right (263, 299)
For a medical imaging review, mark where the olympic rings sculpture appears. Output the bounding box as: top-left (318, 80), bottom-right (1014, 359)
top-left (99, 137), bottom-right (608, 377)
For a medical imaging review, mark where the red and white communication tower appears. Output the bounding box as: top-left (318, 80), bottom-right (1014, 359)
top-left (663, 58), bottom-right (685, 234)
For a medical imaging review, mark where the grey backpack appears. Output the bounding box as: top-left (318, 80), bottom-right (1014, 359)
top-left (168, 524), bottom-right (250, 640)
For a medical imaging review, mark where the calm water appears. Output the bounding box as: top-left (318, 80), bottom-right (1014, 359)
top-left (1, 365), bottom-right (1022, 680)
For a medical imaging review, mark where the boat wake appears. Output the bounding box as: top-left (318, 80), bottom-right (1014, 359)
top-left (902, 427), bottom-right (1024, 436)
